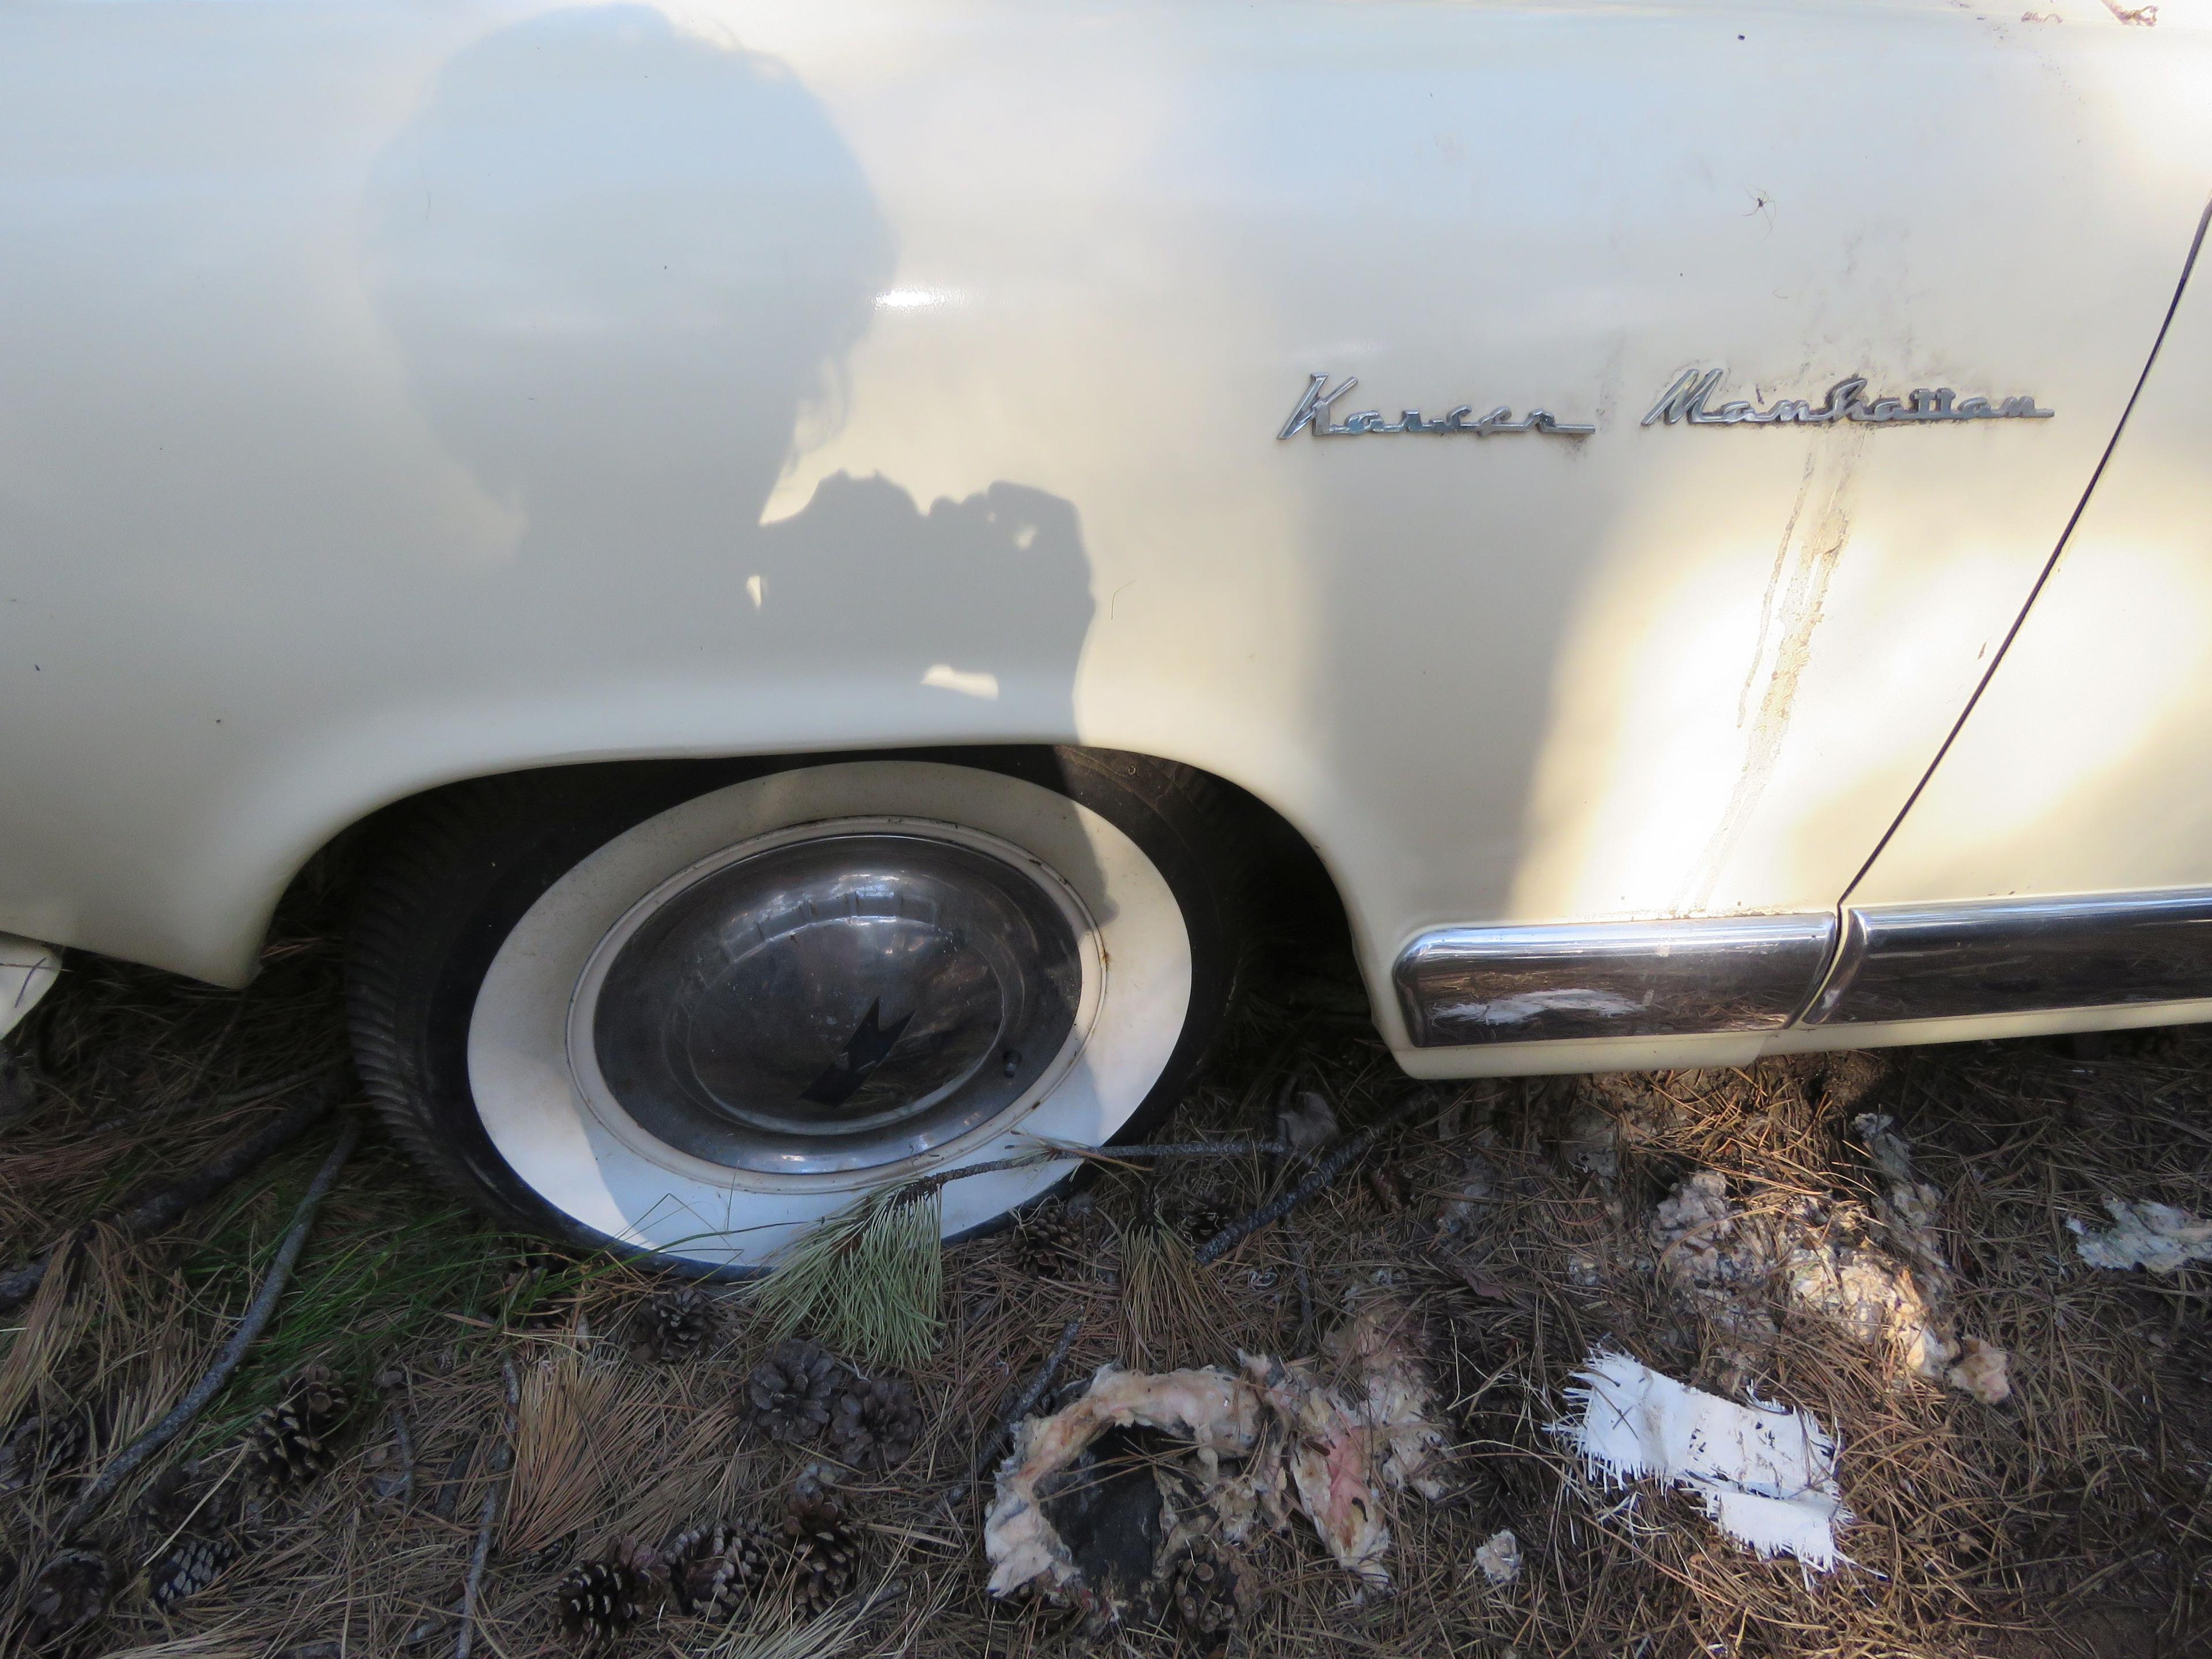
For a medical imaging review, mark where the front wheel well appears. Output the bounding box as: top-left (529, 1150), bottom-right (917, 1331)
top-left (271, 745), bottom-right (1361, 1003)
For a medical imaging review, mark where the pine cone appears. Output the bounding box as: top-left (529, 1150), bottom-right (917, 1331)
top-left (662, 1521), bottom-right (775, 1617)
top-left (246, 1364), bottom-right (351, 1494)
top-left (1011, 1206), bottom-right (1090, 1278)
top-left (610, 1535), bottom-right (665, 1591)
top-left (503, 1249), bottom-right (581, 1331)
top-left (133, 1460), bottom-right (235, 1539)
top-left (0, 1411), bottom-right (90, 1494)
top-left (26, 1547), bottom-right (112, 1643)
top-left (781, 1499), bottom-right (860, 1617)
top-left (289, 1363), bottom-right (350, 1426)
top-left (149, 1533), bottom-right (240, 1611)
top-left (743, 1340), bottom-right (840, 1442)
top-left (636, 1286), bottom-right (719, 1362)
top-left (555, 1551), bottom-right (649, 1645)
top-left (828, 1376), bottom-right (922, 1472)
top-left (1169, 1539), bottom-right (1250, 1657)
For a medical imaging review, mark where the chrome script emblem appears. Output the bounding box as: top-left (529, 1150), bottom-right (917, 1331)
top-left (1278, 372), bottom-right (1594, 441)
top-left (1645, 369), bottom-right (2052, 427)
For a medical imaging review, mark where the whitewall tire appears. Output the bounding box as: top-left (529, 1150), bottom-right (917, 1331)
top-left (347, 750), bottom-right (1243, 1274)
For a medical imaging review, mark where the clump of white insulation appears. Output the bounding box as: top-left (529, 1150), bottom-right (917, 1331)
top-left (1641, 1115), bottom-right (2009, 1404)
top-left (1551, 1350), bottom-right (1851, 1571)
top-left (2069, 1198), bottom-right (2212, 1274)
top-left (1470, 1528), bottom-right (1521, 1588)
top-left (984, 1296), bottom-right (1449, 1604)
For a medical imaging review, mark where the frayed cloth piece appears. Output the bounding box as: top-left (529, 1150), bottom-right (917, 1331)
top-left (2069, 1198), bottom-right (2212, 1274)
top-left (1551, 1350), bottom-right (1851, 1571)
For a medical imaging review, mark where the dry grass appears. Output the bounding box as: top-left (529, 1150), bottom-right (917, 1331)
top-left (0, 932), bottom-right (2207, 1658)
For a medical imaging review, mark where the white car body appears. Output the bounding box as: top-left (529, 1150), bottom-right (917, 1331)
top-left (4, 0), bottom-right (2211, 1077)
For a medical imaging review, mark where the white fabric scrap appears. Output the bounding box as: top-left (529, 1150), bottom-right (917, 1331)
top-left (2069, 1198), bottom-right (2212, 1274)
top-left (1552, 1350), bottom-right (1850, 1571)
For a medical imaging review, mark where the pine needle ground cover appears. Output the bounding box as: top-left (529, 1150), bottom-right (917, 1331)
top-left (1, 933), bottom-right (2209, 1657)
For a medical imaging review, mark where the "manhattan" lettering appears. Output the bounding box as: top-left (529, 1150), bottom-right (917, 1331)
top-left (1643, 369), bottom-right (2053, 427)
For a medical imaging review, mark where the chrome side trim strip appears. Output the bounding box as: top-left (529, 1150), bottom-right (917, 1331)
top-left (1805, 888), bottom-right (2212, 1026)
top-left (1393, 914), bottom-right (1838, 1048)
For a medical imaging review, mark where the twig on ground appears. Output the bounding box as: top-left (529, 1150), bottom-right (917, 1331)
top-left (1047, 1139), bottom-right (1293, 1162)
top-left (1001, 1316), bottom-right (1085, 1439)
top-left (381, 1397), bottom-right (417, 1509)
top-left (0, 1069), bottom-right (347, 1312)
top-left (453, 1356), bottom-right (520, 1659)
top-left (55, 1116), bottom-right (361, 1537)
top-left (1194, 1089), bottom-right (1432, 1266)
top-left (431, 1437), bottom-right (479, 1522)
top-left (891, 1135), bottom-right (1295, 1202)
top-left (939, 1315), bottom-right (1083, 1514)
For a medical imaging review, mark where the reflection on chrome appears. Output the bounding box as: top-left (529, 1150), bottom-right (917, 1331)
top-left (1278, 373), bottom-right (1595, 441)
top-left (1644, 368), bottom-right (2054, 427)
top-left (1808, 888), bottom-right (2212, 1025)
top-left (1394, 912), bottom-right (1838, 1046)
top-left (574, 830), bottom-right (1083, 1174)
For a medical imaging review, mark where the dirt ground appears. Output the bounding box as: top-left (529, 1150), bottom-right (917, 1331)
top-left (2, 919), bottom-right (2210, 1659)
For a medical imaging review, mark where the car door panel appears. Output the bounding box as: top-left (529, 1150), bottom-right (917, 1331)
top-left (1798, 209), bottom-right (2212, 1042)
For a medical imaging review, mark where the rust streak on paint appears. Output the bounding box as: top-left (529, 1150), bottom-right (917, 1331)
top-left (1740, 452), bottom-right (1820, 729)
top-left (1685, 435), bottom-right (1864, 911)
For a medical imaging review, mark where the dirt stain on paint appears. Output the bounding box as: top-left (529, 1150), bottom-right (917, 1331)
top-left (1684, 432), bottom-right (1864, 911)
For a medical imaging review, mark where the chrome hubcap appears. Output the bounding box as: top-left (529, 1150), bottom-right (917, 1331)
top-left (571, 828), bottom-right (1086, 1176)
